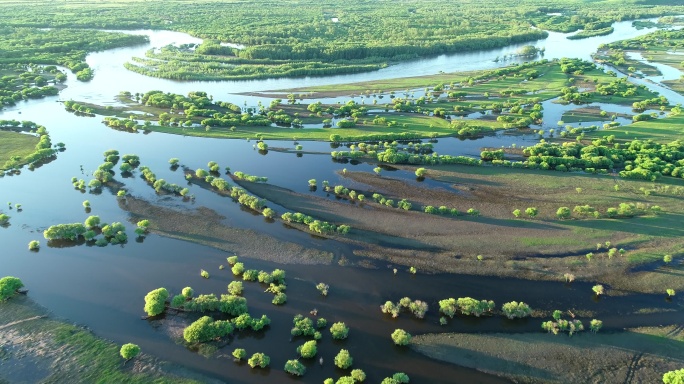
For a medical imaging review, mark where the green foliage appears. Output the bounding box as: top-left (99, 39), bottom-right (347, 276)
top-left (232, 348), bottom-right (246, 361)
top-left (43, 222), bottom-right (86, 241)
top-left (291, 314), bottom-right (317, 337)
top-left (590, 319), bottom-right (603, 333)
top-left (226, 255), bottom-right (238, 265)
top-left (231, 262), bottom-right (245, 276)
top-left (200, 269), bottom-right (209, 279)
top-left (439, 297), bottom-right (495, 317)
top-left (284, 359), bottom-right (306, 376)
top-left (143, 288), bottom-right (168, 316)
top-left (0, 276), bottom-right (24, 301)
top-left (330, 322), bottom-right (349, 340)
top-left (272, 292), bottom-right (287, 305)
top-left (317, 318), bottom-right (328, 329)
top-left (296, 340), bottom-right (317, 358)
top-left (316, 282), bottom-right (329, 296)
top-left (592, 284), bottom-right (605, 296)
top-left (227, 281), bottom-right (243, 295)
top-left (663, 368), bottom-right (684, 384)
top-left (334, 349), bottom-right (353, 369)
top-left (181, 287), bottom-right (194, 299)
top-left (183, 316), bottom-right (234, 343)
top-left (556, 207), bottom-right (571, 219)
top-left (501, 301), bottom-right (532, 319)
top-left (247, 352), bottom-right (270, 369)
top-left (28, 240), bottom-right (40, 250)
top-left (391, 329), bottom-right (412, 346)
top-left (351, 369), bottom-right (367, 382)
top-left (242, 269), bottom-right (258, 281)
top-left (119, 343), bottom-right (140, 360)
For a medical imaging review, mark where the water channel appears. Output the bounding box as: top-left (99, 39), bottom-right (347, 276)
top-left (1, 17), bottom-right (682, 383)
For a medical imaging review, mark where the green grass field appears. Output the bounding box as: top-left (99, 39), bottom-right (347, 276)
top-left (0, 131), bottom-right (39, 170)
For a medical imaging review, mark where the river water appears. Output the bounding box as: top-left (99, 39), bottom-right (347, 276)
top-left (0, 18), bottom-right (682, 384)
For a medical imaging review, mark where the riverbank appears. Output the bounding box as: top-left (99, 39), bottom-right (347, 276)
top-left (0, 295), bottom-right (218, 384)
top-left (412, 326), bottom-right (684, 384)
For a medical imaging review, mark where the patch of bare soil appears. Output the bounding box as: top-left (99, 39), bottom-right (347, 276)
top-left (119, 196), bottom-right (335, 265)
top-left (412, 328), bottom-right (684, 384)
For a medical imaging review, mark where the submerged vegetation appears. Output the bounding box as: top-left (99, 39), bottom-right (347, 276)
top-left (2, 1), bottom-right (684, 383)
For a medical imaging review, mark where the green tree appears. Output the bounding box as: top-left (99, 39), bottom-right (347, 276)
top-left (330, 322), bottom-right (349, 339)
top-left (556, 207), bottom-right (571, 219)
top-left (119, 343), bottom-right (140, 361)
top-left (232, 348), bottom-right (246, 361)
top-left (592, 284), bottom-right (605, 296)
top-left (143, 288), bottom-right (168, 316)
top-left (248, 352), bottom-right (270, 368)
top-left (0, 276), bottom-right (24, 301)
top-left (28, 240), bottom-right (40, 250)
top-left (284, 359), bottom-right (306, 376)
top-left (232, 262), bottom-right (245, 276)
top-left (525, 207), bottom-right (538, 218)
top-left (334, 349), bottom-right (353, 369)
top-left (663, 368), bottom-right (684, 384)
top-left (351, 369), bottom-right (367, 382)
top-left (391, 329), bottom-right (412, 345)
top-left (228, 281), bottom-right (243, 295)
top-left (297, 340), bottom-right (317, 358)
top-left (415, 167), bottom-right (427, 177)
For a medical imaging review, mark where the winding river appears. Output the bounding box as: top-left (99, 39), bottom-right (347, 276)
top-left (0, 17), bottom-right (682, 384)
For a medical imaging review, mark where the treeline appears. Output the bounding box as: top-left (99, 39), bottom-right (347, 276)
top-left (567, 27), bottom-right (614, 40)
top-left (0, 26), bottom-right (148, 81)
top-left (0, 64), bottom-right (61, 109)
top-left (125, 57), bottom-right (385, 81)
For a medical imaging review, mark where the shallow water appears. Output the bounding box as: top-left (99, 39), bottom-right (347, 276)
top-left (1, 17), bottom-right (682, 383)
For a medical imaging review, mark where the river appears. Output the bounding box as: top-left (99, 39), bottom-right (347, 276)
top-left (0, 17), bottom-right (682, 384)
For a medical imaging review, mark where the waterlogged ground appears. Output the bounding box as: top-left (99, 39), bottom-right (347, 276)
top-left (1, 16), bottom-right (683, 384)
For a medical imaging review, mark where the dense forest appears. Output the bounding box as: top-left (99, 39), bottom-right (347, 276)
top-left (0, 0), bottom-right (682, 80)
top-left (0, 27), bottom-right (148, 80)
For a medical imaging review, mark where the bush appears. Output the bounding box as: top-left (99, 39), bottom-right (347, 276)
top-left (284, 359), bottom-right (306, 376)
top-left (232, 348), bottom-right (246, 361)
top-left (297, 340), bottom-right (317, 358)
top-left (330, 322), bottom-right (349, 339)
top-left (119, 343), bottom-right (140, 360)
top-left (28, 240), bottom-right (40, 250)
top-left (663, 369), bottom-right (684, 384)
top-left (0, 276), bottom-right (24, 301)
top-left (351, 369), bottom-right (367, 382)
top-left (228, 281), bottom-right (243, 295)
top-left (231, 262), bottom-right (245, 276)
top-left (182, 287), bottom-right (194, 299)
top-left (556, 207), bottom-right (571, 219)
top-left (143, 288), bottom-right (168, 316)
top-left (272, 292), bottom-right (287, 305)
top-left (247, 352), bottom-right (270, 368)
top-left (334, 349), bottom-right (353, 369)
top-left (391, 329), bottom-right (412, 345)
top-left (316, 282), bottom-right (329, 296)
top-left (501, 301), bottom-right (532, 319)
top-left (183, 316), bottom-right (234, 343)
